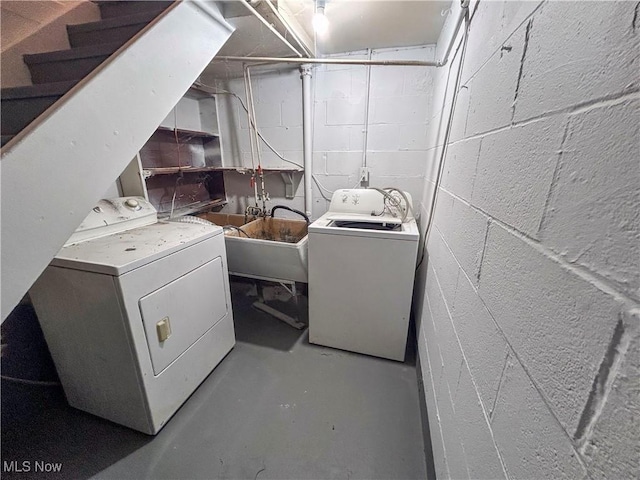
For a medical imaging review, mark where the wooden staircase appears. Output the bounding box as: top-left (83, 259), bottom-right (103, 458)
top-left (1, 0), bottom-right (235, 321)
top-left (1, 1), bottom-right (173, 147)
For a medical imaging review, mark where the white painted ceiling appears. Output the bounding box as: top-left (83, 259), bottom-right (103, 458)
top-left (205, 0), bottom-right (452, 78)
top-left (284, 0), bottom-right (451, 55)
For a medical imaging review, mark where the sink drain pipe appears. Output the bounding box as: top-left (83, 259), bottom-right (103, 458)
top-left (301, 64), bottom-right (313, 220)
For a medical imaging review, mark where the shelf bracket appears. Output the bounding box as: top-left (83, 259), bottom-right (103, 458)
top-left (280, 172), bottom-right (300, 199)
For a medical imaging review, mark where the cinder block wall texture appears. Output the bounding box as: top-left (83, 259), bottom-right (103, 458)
top-left (415, 1), bottom-right (639, 479)
top-left (212, 45), bottom-right (434, 219)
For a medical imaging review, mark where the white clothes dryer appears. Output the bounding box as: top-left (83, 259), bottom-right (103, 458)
top-left (30, 197), bottom-right (235, 434)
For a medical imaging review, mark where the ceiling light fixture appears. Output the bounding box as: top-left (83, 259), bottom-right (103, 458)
top-left (313, 1), bottom-right (329, 36)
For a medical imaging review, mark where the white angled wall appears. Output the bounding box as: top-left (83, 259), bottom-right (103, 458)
top-left (415, 1), bottom-right (639, 479)
top-left (211, 45), bottom-right (435, 219)
top-left (1, 1), bottom-right (235, 320)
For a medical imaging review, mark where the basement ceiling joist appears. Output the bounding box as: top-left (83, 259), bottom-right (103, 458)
top-left (205, 0), bottom-right (452, 79)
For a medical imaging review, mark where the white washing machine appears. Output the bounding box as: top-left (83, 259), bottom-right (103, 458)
top-left (29, 197), bottom-right (235, 434)
top-left (308, 189), bottom-right (419, 362)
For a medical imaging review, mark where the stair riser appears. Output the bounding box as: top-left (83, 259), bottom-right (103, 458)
top-left (98, 1), bottom-right (172, 19)
top-left (28, 56), bottom-right (110, 84)
top-left (1, 97), bottom-right (61, 136)
top-left (68, 23), bottom-right (147, 48)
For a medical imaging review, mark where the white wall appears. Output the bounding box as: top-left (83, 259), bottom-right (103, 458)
top-left (415, 1), bottom-right (639, 479)
top-left (211, 45), bottom-right (435, 219)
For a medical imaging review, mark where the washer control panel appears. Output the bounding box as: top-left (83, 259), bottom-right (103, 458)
top-left (330, 189), bottom-right (381, 214)
top-left (325, 189), bottom-right (414, 224)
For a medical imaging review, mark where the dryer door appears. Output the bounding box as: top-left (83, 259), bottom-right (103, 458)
top-left (139, 257), bottom-right (228, 375)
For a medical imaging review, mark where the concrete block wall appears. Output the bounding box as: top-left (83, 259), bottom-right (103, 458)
top-left (415, 1), bottom-right (639, 479)
top-left (212, 66), bottom-right (307, 216)
top-left (210, 45), bottom-right (434, 219)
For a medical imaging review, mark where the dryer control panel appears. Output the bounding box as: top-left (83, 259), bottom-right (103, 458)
top-left (65, 197), bottom-right (158, 246)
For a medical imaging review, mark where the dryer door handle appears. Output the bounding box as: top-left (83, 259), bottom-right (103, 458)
top-left (156, 317), bottom-right (172, 343)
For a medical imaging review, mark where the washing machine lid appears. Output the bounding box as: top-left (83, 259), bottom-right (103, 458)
top-left (308, 214), bottom-right (419, 241)
top-left (51, 221), bottom-right (223, 275)
top-left (327, 189), bottom-right (415, 221)
top-left (323, 212), bottom-right (403, 225)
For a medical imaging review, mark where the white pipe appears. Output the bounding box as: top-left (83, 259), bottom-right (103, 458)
top-left (264, 0), bottom-right (313, 58)
top-left (436, 1), bottom-right (468, 67)
top-left (238, 0), bottom-right (304, 58)
top-left (418, 0), bottom-right (470, 268)
top-left (301, 64), bottom-right (313, 219)
top-left (245, 66), bottom-right (262, 167)
top-left (361, 49), bottom-right (372, 169)
top-left (217, 0), bottom-right (469, 69)
top-left (242, 67), bottom-right (257, 170)
top-left (248, 67), bottom-right (268, 214)
top-left (242, 66), bottom-right (260, 208)
top-left (217, 56), bottom-right (437, 67)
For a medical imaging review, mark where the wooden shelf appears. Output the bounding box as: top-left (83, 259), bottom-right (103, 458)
top-left (143, 166), bottom-right (222, 177)
top-left (156, 125), bottom-right (218, 138)
top-left (144, 166), bottom-right (303, 177)
top-left (216, 166), bottom-right (303, 173)
top-left (157, 198), bottom-right (227, 218)
top-left (120, 90), bottom-right (226, 215)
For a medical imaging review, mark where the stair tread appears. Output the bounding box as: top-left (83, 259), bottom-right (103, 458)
top-left (96, 1), bottom-right (173, 19)
top-left (1, 81), bottom-right (77, 100)
top-left (92, 0), bottom-right (169, 5)
top-left (67, 9), bottom-right (164, 33)
top-left (93, 0), bottom-right (172, 6)
top-left (24, 42), bottom-right (121, 65)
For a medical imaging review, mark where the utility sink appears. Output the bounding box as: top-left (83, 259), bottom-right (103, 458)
top-left (198, 213), bottom-right (308, 283)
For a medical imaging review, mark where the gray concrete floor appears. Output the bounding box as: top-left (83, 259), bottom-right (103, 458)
top-left (2, 280), bottom-right (427, 479)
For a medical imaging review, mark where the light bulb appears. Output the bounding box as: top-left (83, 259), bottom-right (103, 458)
top-left (312, 7), bottom-right (329, 35)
